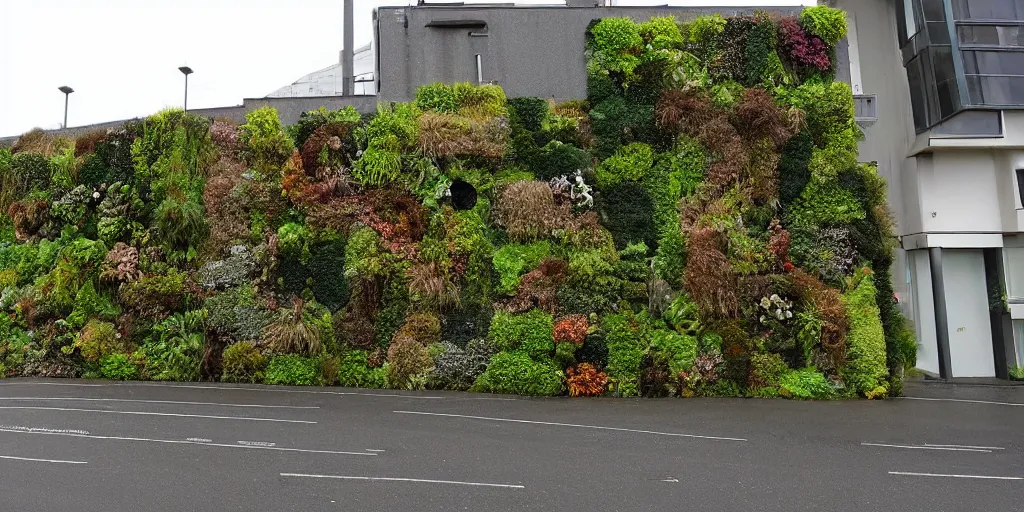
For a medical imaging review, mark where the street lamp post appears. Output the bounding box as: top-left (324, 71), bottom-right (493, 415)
top-left (58, 86), bottom-right (74, 129)
top-left (178, 66), bottom-right (193, 112)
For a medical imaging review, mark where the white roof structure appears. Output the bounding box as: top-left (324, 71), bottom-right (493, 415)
top-left (266, 44), bottom-right (375, 97)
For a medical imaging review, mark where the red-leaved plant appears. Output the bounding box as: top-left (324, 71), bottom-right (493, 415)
top-left (566, 363), bottom-right (608, 397)
top-left (777, 17), bottom-right (831, 72)
top-left (553, 314), bottom-right (589, 345)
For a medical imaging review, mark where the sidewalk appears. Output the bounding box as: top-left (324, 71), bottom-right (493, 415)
top-left (902, 378), bottom-right (1024, 404)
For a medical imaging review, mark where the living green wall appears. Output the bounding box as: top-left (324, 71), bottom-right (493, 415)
top-left (0, 7), bottom-right (914, 398)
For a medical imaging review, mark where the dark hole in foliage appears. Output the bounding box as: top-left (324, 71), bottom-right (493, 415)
top-left (449, 180), bottom-right (477, 210)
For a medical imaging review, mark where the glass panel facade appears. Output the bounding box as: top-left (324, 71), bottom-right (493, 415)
top-left (907, 57), bottom-right (929, 130)
top-left (1017, 168), bottom-right (1024, 208)
top-left (921, 0), bottom-right (948, 21)
top-left (963, 50), bottom-right (1024, 75)
top-left (952, 0), bottom-right (1024, 21)
top-left (966, 76), bottom-right (1024, 104)
top-left (1006, 248), bottom-right (1024, 300)
top-left (959, 25), bottom-right (1024, 47)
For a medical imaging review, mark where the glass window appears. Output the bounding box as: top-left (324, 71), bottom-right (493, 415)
top-left (953, 0), bottom-right (1024, 21)
top-left (967, 75), bottom-right (1024, 104)
top-left (921, 0), bottom-right (947, 21)
top-left (1017, 169), bottom-right (1024, 208)
top-left (963, 50), bottom-right (1024, 75)
top-left (959, 25), bottom-right (1024, 47)
top-left (936, 79), bottom-right (961, 117)
top-left (907, 56), bottom-right (929, 130)
top-left (1014, 320), bottom-right (1024, 367)
top-left (921, 50), bottom-right (942, 123)
top-left (902, 0), bottom-right (920, 40)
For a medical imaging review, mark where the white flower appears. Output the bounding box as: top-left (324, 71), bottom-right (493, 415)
top-left (92, 192), bottom-right (101, 199)
top-left (770, 294), bottom-right (780, 302)
top-left (785, 310), bottom-right (793, 319)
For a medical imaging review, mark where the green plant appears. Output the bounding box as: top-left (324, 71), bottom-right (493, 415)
top-left (221, 342), bottom-right (267, 383)
top-left (143, 309), bottom-right (207, 382)
top-left (603, 311), bottom-right (652, 396)
top-left (239, 107), bottom-right (294, 175)
top-left (1009, 366), bottom-right (1024, 381)
top-left (590, 17), bottom-right (643, 79)
top-left (508, 97), bottom-right (549, 132)
top-left (416, 83), bottom-right (460, 114)
top-left (841, 273), bottom-right (888, 397)
top-left (594, 143), bottom-right (654, 189)
top-left (75, 320), bottom-right (125, 363)
top-left (338, 350), bottom-right (387, 388)
top-left (385, 334), bottom-right (432, 389)
top-left (471, 351), bottom-right (564, 396)
top-left (264, 354), bottom-right (319, 386)
top-left (100, 353), bottom-right (139, 381)
top-left (779, 367), bottom-right (833, 399)
top-left (262, 298), bottom-right (324, 356)
top-left (648, 328), bottom-right (697, 375)
top-left (492, 241), bottom-right (551, 295)
top-left (488, 309), bottom-right (554, 359)
top-left (799, 6), bottom-right (847, 46)
top-left (639, 16), bottom-right (684, 50)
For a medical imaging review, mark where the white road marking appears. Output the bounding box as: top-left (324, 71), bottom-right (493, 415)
top-left (0, 455), bottom-right (88, 465)
top-left (0, 397), bottom-right (319, 409)
top-left (0, 381), bottom-right (444, 399)
top-left (862, 442), bottom-right (992, 453)
top-left (0, 406), bottom-right (315, 424)
top-left (900, 397), bottom-right (1024, 407)
top-left (889, 471), bottom-right (1022, 481)
top-left (237, 441), bottom-right (276, 447)
top-left (924, 444), bottom-right (1005, 450)
top-left (0, 425), bottom-right (89, 435)
top-left (186, 438), bottom-right (212, 443)
top-left (860, 442), bottom-right (995, 454)
top-left (0, 428), bottom-right (374, 456)
top-left (394, 411), bottom-right (748, 442)
top-left (280, 473), bottom-right (525, 489)
top-left (365, 449), bottom-right (386, 452)
top-left (661, 478), bottom-right (679, 483)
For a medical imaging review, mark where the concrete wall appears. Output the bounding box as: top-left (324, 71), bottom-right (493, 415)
top-left (376, 5), bottom-right (802, 103)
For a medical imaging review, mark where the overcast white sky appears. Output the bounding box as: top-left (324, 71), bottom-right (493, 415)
top-left (0, 0), bottom-right (811, 136)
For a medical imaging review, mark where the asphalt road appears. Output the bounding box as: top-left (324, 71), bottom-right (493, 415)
top-left (0, 378), bottom-right (1021, 512)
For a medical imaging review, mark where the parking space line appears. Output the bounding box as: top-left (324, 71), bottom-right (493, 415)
top-left (0, 455), bottom-right (87, 464)
top-left (900, 397), bottom-right (1023, 407)
top-left (0, 428), bottom-right (374, 456)
top-left (0, 406), bottom-right (315, 424)
top-left (924, 444), bottom-right (1005, 450)
top-left (280, 473), bottom-right (525, 489)
top-left (889, 471), bottom-right (1022, 481)
top-left (394, 410), bottom-right (748, 441)
top-left (862, 442), bottom-right (992, 453)
top-left (0, 397), bottom-right (319, 409)
top-left (0, 381), bottom-right (444, 399)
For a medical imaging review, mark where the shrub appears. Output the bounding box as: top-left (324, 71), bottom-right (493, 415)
top-left (395, 312), bottom-right (442, 345)
top-left (589, 18), bottom-right (643, 78)
top-left (119, 270), bottom-right (189, 320)
top-left (427, 342), bottom-right (490, 390)
top-left (100, 353), bottom-right (139, 381)
top-left (777, 17), bottom-right (830, 72)
top-left (488, 309), bottom-right (554, 359)
top-left (493, 241), bottom-right (551, 295)
top-left (639, 16), bottom-right (683, 50)
top-left (142, 309), bottom-right (206, 381)
top-left (365, 103), bottom-right (420, 152)
top-left (648, 329), bottom-right (697, 375)
top-left (508, 97), bottom-right (548, 132)
top-left (264, 354), bottom-right (319, 386)
top-left (75, 320), bottom-right (125, 363)
top-left (220, 342), bottom-right (267, 383)
top-left (799, 6), bottom-right (847, 46)
top-left (748, 352), bottom-right (789, 391)
top-left (493, 181), bottom-right (557, 242)
top-left (262, 298), bottom-right (324, 356)
top-left (416, 83), bottom-right (460, 114)
top-left (337, 350), bottom-right (387, 388)
top-left (553, 314), bottom-right (589, 345)
top-left (597, 183), bottom-right (655, 250)
top-left (11, 153), bottom-right (52, 192)
top-left (779, 367), bottom-right (833, 399)
top-left (290, 106), bottom-right (361, 149)
top-left (603, 311), bottom-right (651, 396)
top-left (566, 363), bottom-right (608, 397)
top-left (472, 351), bottom-right (564, 396)
top-left (239, 107), bottom-right (293, 175)
top-left (594, 142), bottom-right (654, 189)
top-left (533, 141), bottom-right (591, 182)
top-left (385, 335), bottom-right (432, 389)
top-left (841, 273), bottom-right (888, 397)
